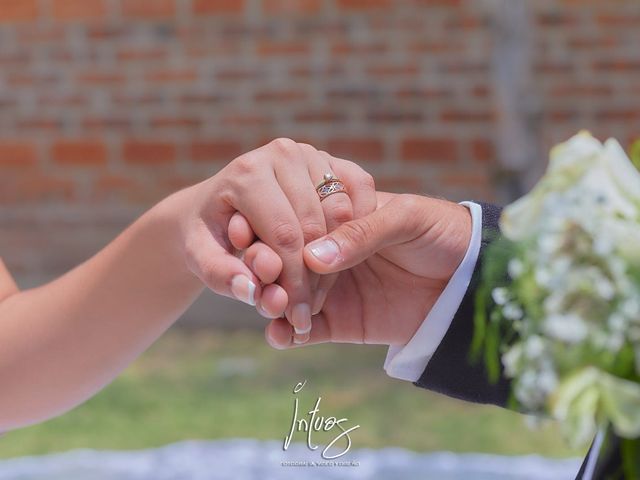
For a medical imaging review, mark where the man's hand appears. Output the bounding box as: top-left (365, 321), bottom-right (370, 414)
top-left (231, 192), bottom-right (472, 347)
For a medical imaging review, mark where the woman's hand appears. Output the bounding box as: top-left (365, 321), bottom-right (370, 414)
top-left (229, 192), bottom-right (472, 347)
top-left (0, 138), bottom-right (375, 431)
top-left (174, 138), bottom-right (377, 343)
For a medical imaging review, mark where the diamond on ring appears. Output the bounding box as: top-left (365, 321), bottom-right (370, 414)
top-left (316, 173), bottom-right (347, 201)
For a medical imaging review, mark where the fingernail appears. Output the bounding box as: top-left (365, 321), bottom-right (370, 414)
top-left (293, 333), bottom-right (310, 345)
top-left (231, 275), bottom-right (256, 306)
top-left (292, 303), bottom-right (311, 334)
top-left (308, 238), bottom-right (339, 264)
top-left (294, 324), bottom-right (312, 335)
top-left (312, 289), bottom-right (326, 315)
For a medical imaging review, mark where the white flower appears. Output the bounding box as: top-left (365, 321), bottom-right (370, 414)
top-left (621, 297), bottom-right (640, 319)
top-left (503, 302), bottom-right (524, 321)
top-left (502, 344), bottom-right (523, 377)
top-left (537, 367), bottom-right (558, 395)
top-left (524, 335), bottom-right (545, 359)
top-left (608, 313), bottom-right (627, 333)
top-left (508, 258), bottom-right (525, 278)
top-left (491, 287), bottom-right (509, 306)
top-left (543, 313), bottom-right (589, 344)
top-left (501, 131), bottom-right (640, 241)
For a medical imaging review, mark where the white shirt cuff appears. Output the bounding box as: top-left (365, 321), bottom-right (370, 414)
top-left (383, 201), bottom-right (483, 382)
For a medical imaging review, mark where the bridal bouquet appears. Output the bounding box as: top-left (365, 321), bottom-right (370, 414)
top-left (473, 132), bottom-right (640, 477)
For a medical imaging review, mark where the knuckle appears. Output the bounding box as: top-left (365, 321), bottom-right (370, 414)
top-left (394, 194), bottom-right (424, 235)
top-left (396, 193), bottom-right (420, 210)
top-left (232, 152), bottom-right (259, 176)
top-left (297, 142), bottom-right (318, 156)
top-left (359, 171), bottom-right (376, 191)
top-left (199, 260), bottom-right (224, 294)
top-left (299, 219), bottom-right (326, 244)
top-left (271, 221), bottom-right (302, 251)
top-left (327, 201), bottom-right (353, 225)
top-left (340, 217), bottom-right (376, 247)
top-left (270, 137), bottom-right (299, 159)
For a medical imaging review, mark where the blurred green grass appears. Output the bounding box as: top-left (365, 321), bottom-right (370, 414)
top-left (0, 329), bottom-right (585, 459)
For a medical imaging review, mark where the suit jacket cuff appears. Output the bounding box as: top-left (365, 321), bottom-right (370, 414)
top-left (414, 202), bottom-right (511, 407)
top-left (384, 202), bottom-right (482, 381)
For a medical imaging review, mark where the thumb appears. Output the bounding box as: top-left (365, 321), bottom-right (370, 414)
top-left (304, 194), bottom-right (419, 274)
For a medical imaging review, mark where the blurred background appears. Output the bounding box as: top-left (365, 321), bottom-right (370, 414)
top-left (0, 0), bottom-right (638, 478)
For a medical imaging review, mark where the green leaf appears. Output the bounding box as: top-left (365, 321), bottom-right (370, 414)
top-left (622, 437), bottom-right (640, 480)
top-left (471, 285), bottom-right (487, 362)
top-left (630, 138), bottom-right (640, 172)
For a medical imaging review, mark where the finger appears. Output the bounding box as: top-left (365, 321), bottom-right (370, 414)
top-left (303, 194), bottom-right (421, 274)
top-left (328, 156), bottom-right (377, 219)
top-left (228, 212), bottom-right (255, 251)
top-left (257, 283), bottom-right (288, 319)
top-left (307, 151), bottom-right (355, 314)
top-left (265, 314), bottom-right (333, 349)
top-left (227, 140), bottom-right (313, 335)
top-left (185, 222), bottom-right (262, 306)
top-left (276, 143), bottom-right (328, 325)
top-left (243, 241), bottom-right (283, 285)
top-left (276, 143), bottom-right (326, 246)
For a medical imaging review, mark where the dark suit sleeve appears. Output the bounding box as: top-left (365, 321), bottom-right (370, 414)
top-left (413, 202), bottom-right (511, 408)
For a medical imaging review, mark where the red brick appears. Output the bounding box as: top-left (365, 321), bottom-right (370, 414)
top-left (442, 171), bottom-right (490, 188)
top-left (294, 109), bottom-right (347, 123)
top-left (83, 117), bottom-right (132, 131)
top-left (396, 87), bottom-right (452, 99)
top-left (263, 0), bottom-right (321, 13)
top-left (145, 69), bottom-right (197, 83)
top-left (374, 175), bottom-right (423, 193)
top-left (123, 141), bottom-right (176, 165)
top-left (550, 85), bottom-right (613, 97)
top-left (192, 0), bottom-right (244, 14)
top-left (257, 41), bottom-right (309, 56)
top-left (441, 110), bottom-right (494, 123)
top-left (337, 0), bottom-right (391, 8)
top-left (470, 139), bottom-right (495, 164)
top-left (190, 141), bottom-right (243, 162)
top-left (544, 109), bottom-right (578, 122)
top-left (121, 0), bottom-right (175, 18)
top-left (332, 42), bottom-right (387, 56)
top-left (52, 0), bottom-right (108, 21)
top-left (593, 59), bottom-right (640, 72)
top-left (414, 0), bottom-right (462, 5)
top-left (93, 174), bottom-right (139, 201)
top-left (446, 15), bottom-right (486, 29)
top-left (402, 138), bottom-right (458, 163)
top-left (116, 47), bottom-right (166, 61)
top-left (327, 138), bottom-right (384, 163)
top-left (78, 72), bottom-right (126, 85)
top-left (537, 12), bottom-right (577, 27)
top-left (0, 0), bottom-right (39, 22)
top-left (597, 14), bottom-right (640, 27)
top-left (52, 140), bottom-right (107, 166)
top-left (254, 89), bottom-right (306, 102)
top-left (368, 110), bottom-right (424, 123)
top-left (366, 64), bottom-right (420, 76)
top-left (0, 142), bottom-right (38, 168)
top-left (150, 117), bottom-right (202, 128)
top-left (410, 41), bottom-right (462, 54)
top-left (596, 109), bottom-right (640, 122)
top-left (12, 174), bottom-right (75, 202)
top-left (16, 119), bottom-right (63, 131)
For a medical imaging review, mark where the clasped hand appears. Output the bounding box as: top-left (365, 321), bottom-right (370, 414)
top-left (176, 138), bottom-right (472, 349)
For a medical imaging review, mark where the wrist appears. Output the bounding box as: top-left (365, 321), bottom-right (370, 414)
top-left (147, 186), bottom-right (204, 291)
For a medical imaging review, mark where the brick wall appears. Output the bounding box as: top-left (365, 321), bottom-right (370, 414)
top-left (0, 0), bottom-right (638, 325)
